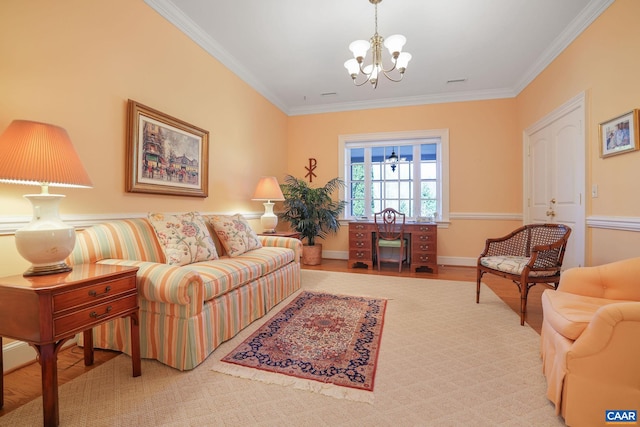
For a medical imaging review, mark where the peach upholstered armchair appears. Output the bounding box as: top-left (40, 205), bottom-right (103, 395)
top-left (476, 223), bottom-right (571, 325)
top-left (540, 257), bottom-right (640, 426)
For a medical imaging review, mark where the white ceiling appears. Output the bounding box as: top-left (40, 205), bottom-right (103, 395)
top-left (145, 0), bottom-right (613, 116)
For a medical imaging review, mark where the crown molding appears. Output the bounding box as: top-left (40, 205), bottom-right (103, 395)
top-left (512, 0), bottom-right (614, 95)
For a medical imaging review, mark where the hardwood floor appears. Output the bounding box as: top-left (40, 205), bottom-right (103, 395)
top-left (0, 261), bottom-right (547, 416)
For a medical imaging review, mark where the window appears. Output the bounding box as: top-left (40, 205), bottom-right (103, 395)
top-left (339, 130), bottom-right (449, 222)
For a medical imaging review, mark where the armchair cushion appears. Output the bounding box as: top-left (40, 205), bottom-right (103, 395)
top-left (479, 255), bottom-right (558, 277)
top-left (542, 290), bottom-right (632, 340)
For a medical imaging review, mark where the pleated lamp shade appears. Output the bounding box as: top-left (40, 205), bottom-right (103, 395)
top-left (0, 120), bottom-right (93, 276)
top-left (0, 120), bottom-right (92, 188)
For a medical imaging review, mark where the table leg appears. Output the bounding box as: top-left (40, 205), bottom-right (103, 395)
top-left (130, 313), bottom-right (141, 377)
top-left (83, 329), bottom-right (94, 366)
top-left (38, 343), bottom-right (60, 427)
top-left (1, 336), bottom-right (4, 409)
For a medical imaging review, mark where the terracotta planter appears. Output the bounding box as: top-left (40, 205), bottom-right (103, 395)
top-left (302, 243), bottom-right (322, 265)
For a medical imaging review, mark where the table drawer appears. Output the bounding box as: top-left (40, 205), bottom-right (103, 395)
top-left (413, 253), bottom-right (436, 265)
top-left (53, 275), bottom-right (137, 313)
top-left (54, 293), bottom-right (138, 337)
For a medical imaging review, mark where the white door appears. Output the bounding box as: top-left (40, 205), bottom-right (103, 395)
top-left (524, 93), bottom-right (585, 269)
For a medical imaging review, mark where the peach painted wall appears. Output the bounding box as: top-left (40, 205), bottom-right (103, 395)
top-left (516, 0), bottom-right (640, 265)
top-left (0, 0), bottom-right (288, 276)
top-left (287, 99), bottom-right (523, 261)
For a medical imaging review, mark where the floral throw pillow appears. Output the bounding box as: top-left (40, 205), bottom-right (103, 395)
top-left (207, 214), bottom-right (262, 257)
top-left (148, 212), bottom-right (218, 266)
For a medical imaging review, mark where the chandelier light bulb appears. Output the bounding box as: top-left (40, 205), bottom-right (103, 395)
top-left (396, 52), bottom-right (412, 71)
top-left (349, 40), bottom-right (371, 61)
top-left (383, 34), bottom-right (406, 57)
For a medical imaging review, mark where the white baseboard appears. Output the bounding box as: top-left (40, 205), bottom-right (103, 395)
top-left (2, 337), bottom-right (77, 374)
top-left (2, 340), bottom-right (37, 373)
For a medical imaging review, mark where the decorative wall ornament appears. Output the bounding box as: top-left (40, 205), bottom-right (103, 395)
top-left (305, 158), bottom-right (317, 182)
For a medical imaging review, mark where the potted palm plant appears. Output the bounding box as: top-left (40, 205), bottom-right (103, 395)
top-left (279, 175), bottom-right (346, 265)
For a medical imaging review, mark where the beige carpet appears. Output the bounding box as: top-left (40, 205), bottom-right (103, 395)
top-left (0, 270), bottom-right (564, 426)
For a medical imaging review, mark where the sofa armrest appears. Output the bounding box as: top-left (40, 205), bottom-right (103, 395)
top-left (97, 259), bottom-right (204, 312)
top-left (568, 302), bottom-right (640, 360)
top-left (259, 235), bottom-right (303, 262)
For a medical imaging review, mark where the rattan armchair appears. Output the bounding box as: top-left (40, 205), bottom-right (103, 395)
top-left (476, 223), bottom-right (572, 325)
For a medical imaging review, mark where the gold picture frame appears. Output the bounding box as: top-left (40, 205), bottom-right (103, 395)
top-left (599, 109), bottom-right (640, 158)
top-left (126, 100), bottom-right (209, 197)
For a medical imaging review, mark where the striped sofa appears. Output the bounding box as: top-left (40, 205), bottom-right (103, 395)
top-left (67, 217), bottom-right (301, 371)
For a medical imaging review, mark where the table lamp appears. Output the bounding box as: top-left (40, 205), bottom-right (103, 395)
top-left (0, 120), bottom-right (93, 276)
top-left (252, 176), bottom-right (284, 233)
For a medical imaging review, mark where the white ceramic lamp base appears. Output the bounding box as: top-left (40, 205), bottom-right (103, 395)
top-left (260, 201), bottom-right (278, 233)
top-left (15, 193), bottom-right (76, 276)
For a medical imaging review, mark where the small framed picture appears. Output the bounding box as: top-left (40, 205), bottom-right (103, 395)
top-left (599, 109), bottom-right (639, 158)
top-left (126, 100), bottom-right (209, 197)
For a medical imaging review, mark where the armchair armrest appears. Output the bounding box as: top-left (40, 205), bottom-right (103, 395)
top-left (259, 235), bottom-right (303, 262)
top-left (97, 259), bottom-right (205, 314)
top-left (527, 239), bottom-right (567, 271)
top-left (567, 302), bottom-right (640, 371)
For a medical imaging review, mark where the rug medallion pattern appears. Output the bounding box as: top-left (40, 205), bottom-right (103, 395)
top-left (221, 291), bottom-right (387, 391)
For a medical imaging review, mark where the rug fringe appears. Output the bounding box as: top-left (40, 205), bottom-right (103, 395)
top-left (210, 361), bottom-right (375, 404)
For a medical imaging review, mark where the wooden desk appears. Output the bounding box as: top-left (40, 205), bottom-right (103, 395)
top-left (348, 221), bottom-right (438, 273)
top-left (0, 264), bottom-right (141, 427)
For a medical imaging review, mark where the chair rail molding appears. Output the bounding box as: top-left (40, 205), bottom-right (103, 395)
top-left (0, 212), bottom-right (264, 235)
top-left (587, 215), bottom-right (640, 232)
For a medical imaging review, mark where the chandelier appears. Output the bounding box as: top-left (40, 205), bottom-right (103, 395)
top-left (344, 0), bottom-right (412, 88)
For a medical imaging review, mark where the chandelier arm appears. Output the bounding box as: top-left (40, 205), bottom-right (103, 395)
top-left (381, 69), bottom-right (404, 83)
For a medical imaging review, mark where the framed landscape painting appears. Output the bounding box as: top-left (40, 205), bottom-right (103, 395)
top-left (599, 109), bottom-right (640, 158)
top-left (126, 100), bottom-right (209, 197)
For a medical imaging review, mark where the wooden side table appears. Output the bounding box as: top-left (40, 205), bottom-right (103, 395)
top-left (259, 231), bottom-right (301, 239)
top-left (0, 264), bottom-right (140, 427)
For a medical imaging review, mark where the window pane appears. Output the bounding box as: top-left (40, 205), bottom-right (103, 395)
top-left (399, 181), bottom-right (411, 198)
top-left (422, 181), bottom-right (437, 198)
top-left (371, 163), bottom-right (381, 180)
top-left (421, 162), bottom-right (436, 179)
top-left (398, 162), bottom-right (411, 179)
top-left (351, 163), bottom-right (364, 180)
top-left (385, 181), bottom-right (398, 198)
top-left (372, 181), bottom-right (381, 198)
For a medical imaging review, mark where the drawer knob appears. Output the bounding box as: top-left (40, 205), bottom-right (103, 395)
top-left (89, 306), bottom-right (113, 319)
top-left (419, 235), bottom-right (429, 241)
top-left (420, 256), bottom-right (430, 261)
top-left (355, 233), bottom-right (364, 238)
top-left (88, 285), bottom-right (112, 298)
top-left (356, 242), bottom-right (364, 247)
top-left (356, 252), bottom-right (365, 258)
top-left (420, 245), bottom-right (430, 250)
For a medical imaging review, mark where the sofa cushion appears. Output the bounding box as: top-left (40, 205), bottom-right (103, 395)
top-left (187, 246), bottom-right (295, 301)
top-left (207, 214), bottom-right (262, 257)
top-left (148, 212), bottom-right (218, 266)
top-left (542, 290), bottom-right (632, 340)
top-left (480, 255), bottom-right (557, 277)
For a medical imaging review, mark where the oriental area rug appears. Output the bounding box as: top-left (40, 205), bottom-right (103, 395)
top-left (211, 291), bottom-right (387, 403)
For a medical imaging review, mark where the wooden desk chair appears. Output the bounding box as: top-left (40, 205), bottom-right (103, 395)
top-left (476, 223), bottom-right (572, 325)
top-left (374, 208), bottom-right (407, 272)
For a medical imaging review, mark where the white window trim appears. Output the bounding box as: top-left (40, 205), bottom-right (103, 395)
top-left (338, 129), bottom-right (450, 223)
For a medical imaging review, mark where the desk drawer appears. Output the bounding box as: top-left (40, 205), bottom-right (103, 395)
top-left (53, 275), bottom-right (137, 313)
top-left (54, 293), bottom-right (138, 337)
top-left (412, 242), bottom-right (436, 254)
top-left (349, 250), bottom-right (372, 262)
